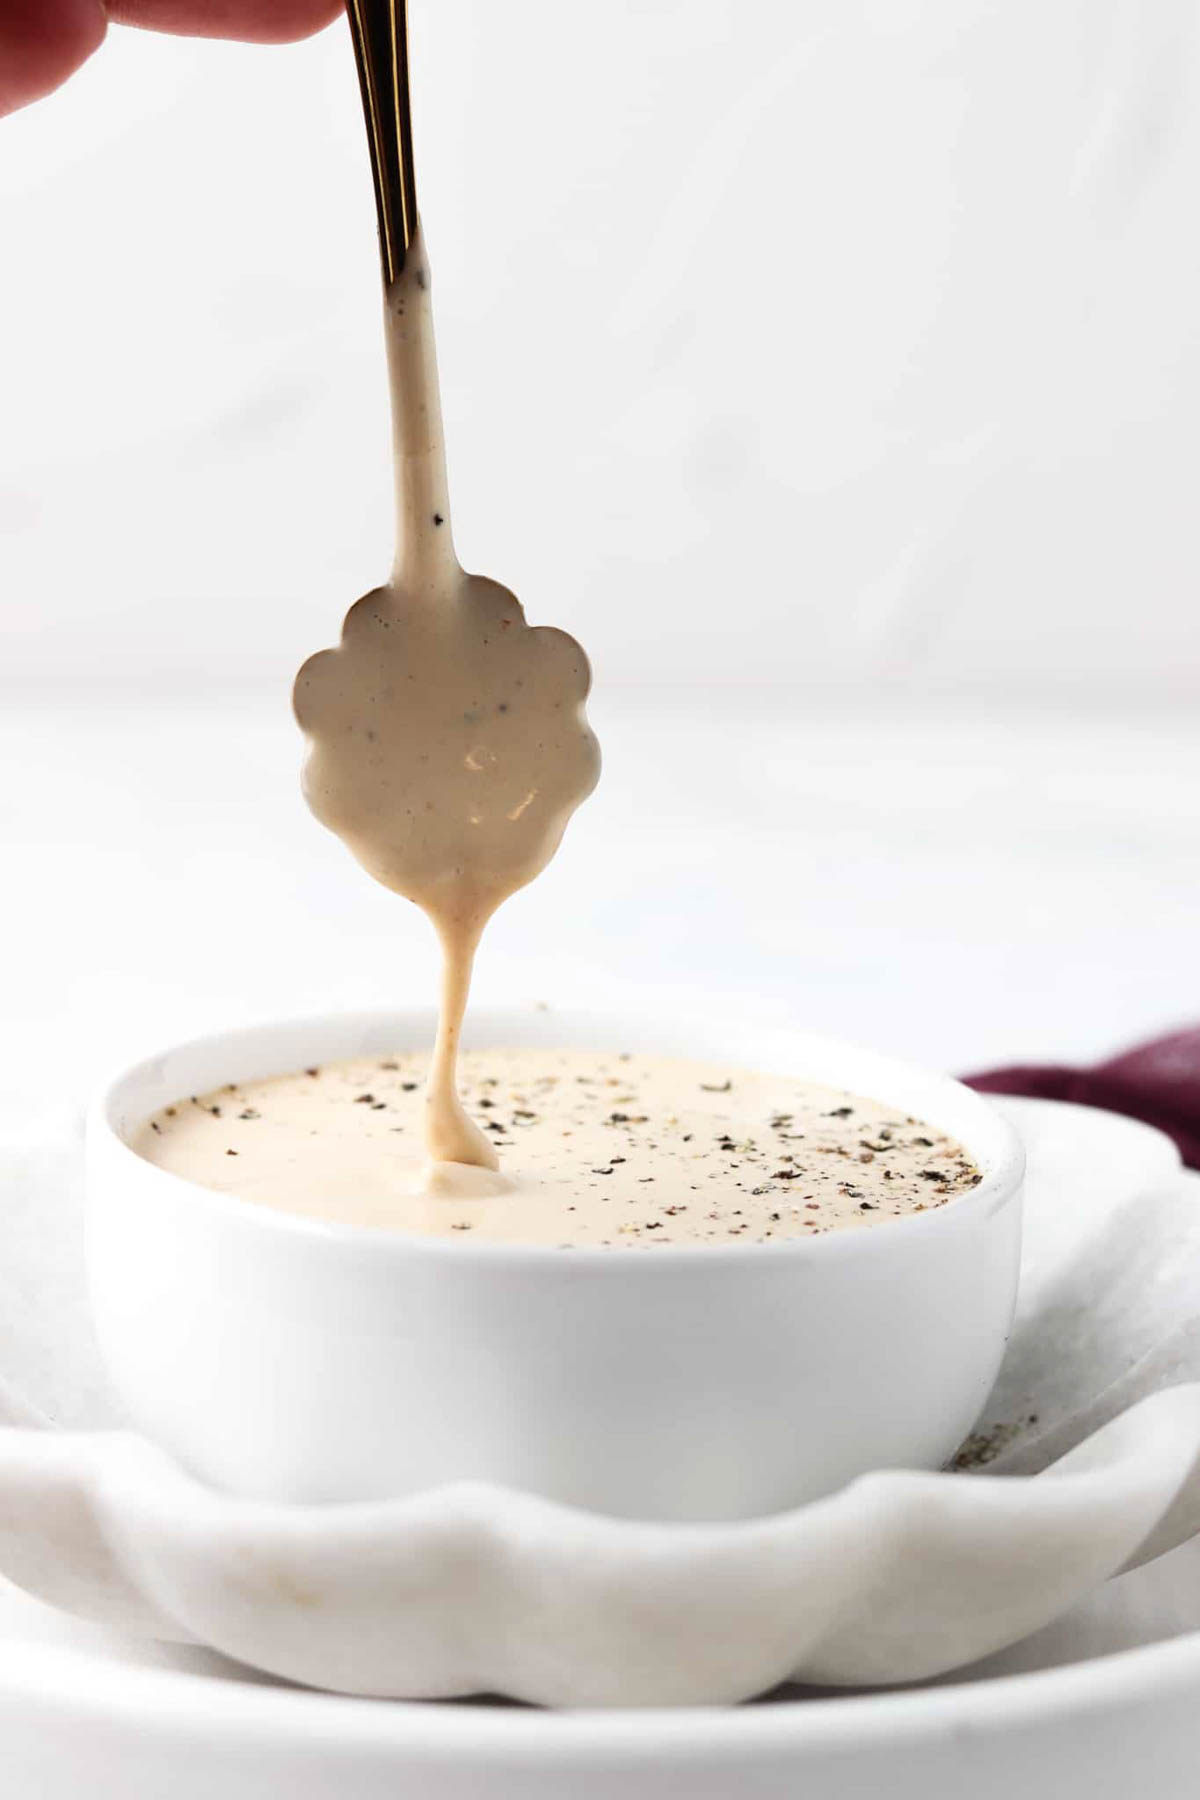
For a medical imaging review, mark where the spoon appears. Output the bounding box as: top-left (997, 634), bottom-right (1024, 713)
top-left (293, 0), bottom-right (600, 1175)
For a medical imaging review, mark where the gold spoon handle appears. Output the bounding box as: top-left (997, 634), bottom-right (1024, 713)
top-left (346, 0), bottom-right (418, 284)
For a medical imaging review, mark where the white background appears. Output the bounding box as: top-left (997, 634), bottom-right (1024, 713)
top-left (1, 0), bottom-right (1198, 1106)
top-left (5, 0), bottom-right (1200, 695)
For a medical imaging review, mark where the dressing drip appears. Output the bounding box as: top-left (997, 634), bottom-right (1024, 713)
top-left (294, 5), bottom-right (598, 1191)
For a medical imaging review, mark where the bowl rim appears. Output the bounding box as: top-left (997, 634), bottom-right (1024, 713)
top-left (89, 1007), bottom-right (1025, 1269)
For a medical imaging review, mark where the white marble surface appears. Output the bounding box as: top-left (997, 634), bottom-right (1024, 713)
top-left (1, 688), bottom-right (1197, 1123)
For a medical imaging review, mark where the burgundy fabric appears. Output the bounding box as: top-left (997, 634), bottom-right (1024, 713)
top-left (965, 1027), bottom-right (1200, 1171)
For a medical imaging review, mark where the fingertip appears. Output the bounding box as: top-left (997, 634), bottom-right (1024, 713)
top-left (0, 0), bottom-right (106, 117)
top-left (236, 0), bottom-right (344, 46)
top-left (105, 1), bottom-right (344, 46)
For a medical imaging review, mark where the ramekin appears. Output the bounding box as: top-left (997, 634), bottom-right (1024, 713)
top-left (86, 1008), bottom-right (1024, 1522)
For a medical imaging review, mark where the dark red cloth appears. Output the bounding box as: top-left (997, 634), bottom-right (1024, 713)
top-left (965, 1027), bottom-right (1200, 1171)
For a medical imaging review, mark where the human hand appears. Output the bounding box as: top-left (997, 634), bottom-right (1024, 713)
top-left (1, 0), bottom-right (342, 117)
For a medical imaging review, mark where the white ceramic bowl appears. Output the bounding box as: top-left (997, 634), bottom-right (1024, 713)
top-left (86, 1009), bottom-right (1024, 1521)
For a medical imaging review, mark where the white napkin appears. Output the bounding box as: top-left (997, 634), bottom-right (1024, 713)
top-left (0, 1095), bottom-right (1197, 1707)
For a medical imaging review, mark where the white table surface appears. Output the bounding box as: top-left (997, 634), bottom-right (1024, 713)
top-left (1, 685), bottom-right (1197, 1113)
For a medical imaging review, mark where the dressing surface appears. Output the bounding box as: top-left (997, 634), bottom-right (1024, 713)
top-left (132, 1048), bottom-right (979, 1244)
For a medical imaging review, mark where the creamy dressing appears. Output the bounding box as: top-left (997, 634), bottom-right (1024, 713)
top-left (293, 237), bottom-right (599, 1186)
top-left (132, 1049), bottom-right (981, 1246)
